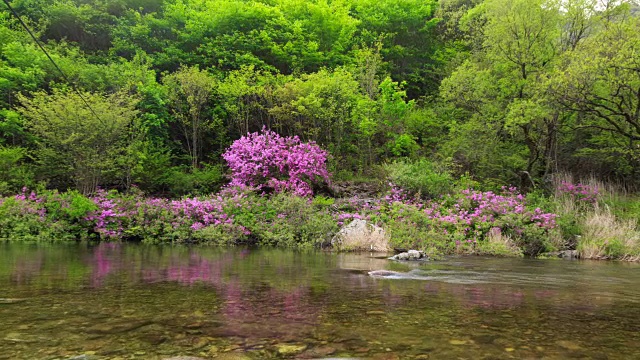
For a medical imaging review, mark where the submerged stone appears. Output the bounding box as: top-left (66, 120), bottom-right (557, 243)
top-left (0, 298), bottom-right (27, 304)
top-left (276, 343), bottom-right (308, 355)
top-left (86, 320), bottom-right (152, 334)
top-left (3, 332), bottom-right (41, 343)
top-left (448, 339), bottom-right (467, 345)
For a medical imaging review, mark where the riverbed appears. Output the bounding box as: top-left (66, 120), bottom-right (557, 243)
top-left (1, 243), bottom-right (639, 359)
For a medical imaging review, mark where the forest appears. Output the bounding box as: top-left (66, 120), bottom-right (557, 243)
top-left (1, 0), bottom-right (640, 259)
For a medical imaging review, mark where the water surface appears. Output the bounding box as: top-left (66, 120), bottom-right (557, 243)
top-left (1, 243), bottom-right (639, 359)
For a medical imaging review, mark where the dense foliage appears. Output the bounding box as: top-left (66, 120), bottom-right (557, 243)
top-left (1, 0), bottom-right (639, 196)
top-left (0, 185), bottom-right (561, 256)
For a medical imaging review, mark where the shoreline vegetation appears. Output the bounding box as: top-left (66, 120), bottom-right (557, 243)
top-left (1, 170), bottom-right (638, 261)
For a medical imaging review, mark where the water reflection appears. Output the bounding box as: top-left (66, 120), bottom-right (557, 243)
top-left (1, 243), bottom-right (640, 359)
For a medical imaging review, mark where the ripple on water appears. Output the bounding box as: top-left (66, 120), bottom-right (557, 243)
top-left (1, 244), bottom-right (640, 359)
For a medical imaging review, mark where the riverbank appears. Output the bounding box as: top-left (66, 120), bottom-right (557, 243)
top-left (2, 180), bottom-right (638, 261)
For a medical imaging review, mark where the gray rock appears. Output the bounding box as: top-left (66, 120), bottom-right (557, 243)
top-left (331, 219), bottom-right (390, 252)
top-left (542, 250), bottom-right (579, 259)
top-left (86, 320), bottom-right (152, 334)
top-left (389, 249), bottom-right (428, 261)
top-left (560, 250), bottom-right (579, 259)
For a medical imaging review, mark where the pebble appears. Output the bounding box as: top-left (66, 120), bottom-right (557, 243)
top-left (448, 339), bottom-right (467, 345)
top-left (366, 310), bottom-right (385, 315)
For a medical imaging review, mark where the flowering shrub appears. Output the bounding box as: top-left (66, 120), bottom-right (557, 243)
top-left (1, 187), bottom-right (335, 246)
top-left (0, 188), bottom-right (96, 241)
top-left (557, 181), bottom-right (599, 204)
top-left (222, 128), bottom-right (330, 197)
top-left (367, 185), bottom-right (559, 255)
top-left (2, 184), bottom-right (559, 256)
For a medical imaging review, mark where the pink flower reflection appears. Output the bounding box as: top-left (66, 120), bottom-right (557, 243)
top-left (90, 242), bottom-right (121, 287)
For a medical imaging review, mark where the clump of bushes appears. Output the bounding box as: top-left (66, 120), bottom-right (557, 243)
top-left (0, 184), bottom-right (559, 257)
top-left (331, 186), bottom-right (559, 257)
top-left (0, 187), bottom-right (338, 247)
top-left (382, 159), bottom-right (454, 198)
top-left (577, 208), bottom-right (640, 261)
top-left (6, 166), bottom-right (639, 262)
top-left (0, 188), bottom-right (97, 241)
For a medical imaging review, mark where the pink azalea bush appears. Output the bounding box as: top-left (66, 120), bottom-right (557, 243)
top-left (557, 181), bottom-right (599, 204)
top-left (222, 128), bottom-right (330, 197)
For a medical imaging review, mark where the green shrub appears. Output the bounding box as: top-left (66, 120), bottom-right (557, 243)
top-left (0, 190), bottom-right (93, 242)
top-left (0, 146), bottom-right (35, 196)
top-left (164, 164), bottom-right (225, 197)
top-left (383, 159), bottom-right (453, 198)
top-left (227, 193), bottom-right (337, 248)
top-left (312, 195), bottom-right (335, 207)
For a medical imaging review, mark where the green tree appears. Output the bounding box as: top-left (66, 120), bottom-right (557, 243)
top-left (440, 0), bottom-right (562, 185)
top-left (549, 2), bottom-right (640, 178)
top-left (18, 89), bottom-right (138, 194)
top-left (163, 65), bottom-right (216, 169)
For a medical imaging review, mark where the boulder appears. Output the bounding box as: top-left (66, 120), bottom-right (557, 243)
top-left (389, 249), bottom-right (428, 261)
top-left (542, 250), bottom-right (579, 259)
top-left (331, 219), bottom-right (390, 252)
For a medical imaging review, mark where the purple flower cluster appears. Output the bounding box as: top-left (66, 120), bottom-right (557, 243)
top-left (384, 183), bottom-right (414, 204)
top-left (424, 188), bottom-right (557, 235)
top-left (557, 181), bottom-right (599, 204)
top-left (222, 128), bottom-right (330, 197)
top-left (84, 191), bottom-right (252, 241)
top-left (8, 187), bottom-right (46, 219)
top-left (85, 190), bottom-right (127, 239)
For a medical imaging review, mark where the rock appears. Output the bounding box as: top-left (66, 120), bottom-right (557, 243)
top-left (368, 270), bottom-right (404, 278)
top-left (305, 346), bottom-right (337, 357)
top-left (560, 250), bottom-right (579, 259)
top-left (139, 333), bottom-right (168, 345)
top-left (191, 337), bottom-right (210, 349)
top-left (66, 355), bottom-right (99, 360)
top-left (448, 339), bottom-right (467, 345)
top-left (275, 343), bottom-right (307, 356)
top-left (212, 354), bottom-right (253, 360)
top-left (366, 310), bottom-right (385, 315)
top-left (86, 320), bottom-right (152, 334)
top-left (331, 219), bottom-right (390, 252)
top-left (0, 298), bottom-right (27, 304)
top-left (542, 250), bottom-right (579, 259)
top-left (3, 332), bottom-right (40, 343)
top-left (556, 340), bottom-right (581, 350)
top-left (389, 249), bottom-right (428, 261)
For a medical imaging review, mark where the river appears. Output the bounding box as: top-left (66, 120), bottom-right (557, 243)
top-left (1, 242), bottom-right (639, 359)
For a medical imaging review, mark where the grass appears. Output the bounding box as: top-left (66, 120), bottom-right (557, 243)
top-left (551, 172), bottom-right (640, 261)
top-left (577, 206), bottom-right (640, 261)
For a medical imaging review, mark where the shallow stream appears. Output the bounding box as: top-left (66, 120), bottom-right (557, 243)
top-left (1, 243), bottom-right (639, 359)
